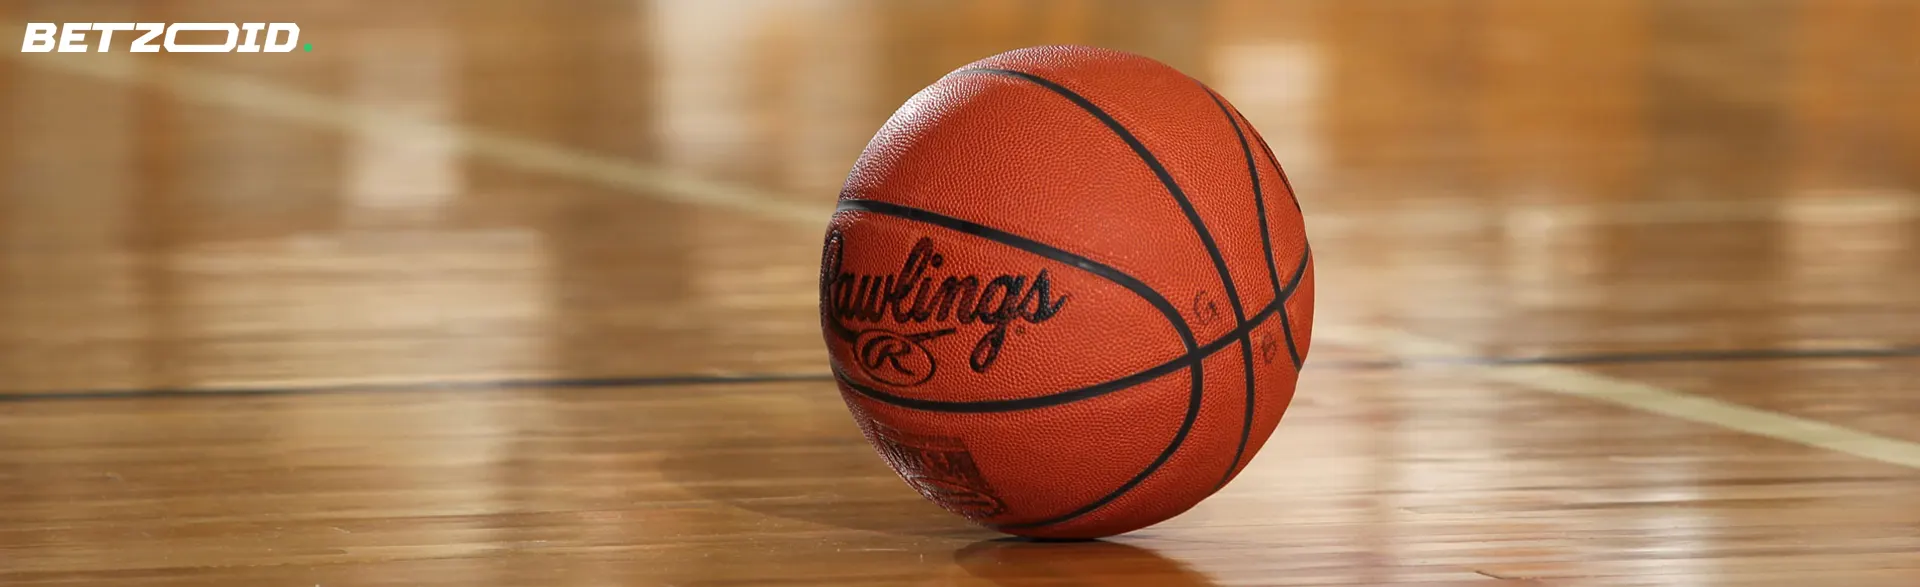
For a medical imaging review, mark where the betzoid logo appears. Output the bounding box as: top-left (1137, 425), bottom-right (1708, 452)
top-left (21, 23), bottom-right (304, 53)
top-left (822, 231), bottom-right (1068, 387)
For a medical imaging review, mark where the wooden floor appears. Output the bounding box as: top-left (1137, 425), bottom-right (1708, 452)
top-left (4, 1), bottom-right (1920, 585)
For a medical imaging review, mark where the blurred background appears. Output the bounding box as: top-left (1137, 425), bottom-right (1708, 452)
top-left (4, 0), bottom-right (1915, 394)
top-left (3, 1), bottom-right (1919, 585)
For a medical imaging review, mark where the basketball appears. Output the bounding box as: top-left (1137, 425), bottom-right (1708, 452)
top-left (819, 45), bottom-right (1315, 539)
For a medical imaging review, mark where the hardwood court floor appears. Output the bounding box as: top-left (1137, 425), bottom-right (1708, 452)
top-left (3, 1), bottom-right (1920, 585)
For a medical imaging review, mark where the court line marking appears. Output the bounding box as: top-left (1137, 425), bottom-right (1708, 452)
top-left (9, 52), bottom-right (826, 227)
top-left (0, 373), bottom-right (837, 403)
top-left (14, 53), bottom-right (1920, 471)
top-left (5, 345), bottom-right (1914, 403)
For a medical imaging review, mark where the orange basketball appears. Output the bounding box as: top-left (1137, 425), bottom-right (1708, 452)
top-left (819, 45), bottom-right (1314, 539)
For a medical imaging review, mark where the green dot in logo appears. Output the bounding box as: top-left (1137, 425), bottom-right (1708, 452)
top-left (303, 43), bottom-right (313, 52)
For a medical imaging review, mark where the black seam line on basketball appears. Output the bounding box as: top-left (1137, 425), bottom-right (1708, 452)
top-left (956, 68), bottom-right (1253, 328)
top-left (0, 373), bottom-right (837, 403)
top-left (1278, 246), bottom-right (1309, 371)
top-left (1203, 85), bottom-right (1275, 492)
top-left (1229, 101), bottom-right (1301, 214)
top-left (1204, 88), bottom-right (1282, 305)
top-left (1263, 245), bottom-right (1311, 373)
top-left (832, 198), bottom-right (1210, 413)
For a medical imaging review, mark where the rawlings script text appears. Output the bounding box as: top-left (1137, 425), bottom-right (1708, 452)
top-left (823, 233), bottom-right (1068, 386)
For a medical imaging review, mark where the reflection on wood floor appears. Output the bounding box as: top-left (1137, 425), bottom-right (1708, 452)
top-left (2, 1), bottom-right (1918, 585)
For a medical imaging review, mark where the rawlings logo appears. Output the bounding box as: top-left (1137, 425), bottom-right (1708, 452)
top-left (822, 232), bottom-right (1068, 387)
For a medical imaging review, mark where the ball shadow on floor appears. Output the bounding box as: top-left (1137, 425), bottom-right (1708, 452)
top-left (954, 537), bottom-right (1219, 587)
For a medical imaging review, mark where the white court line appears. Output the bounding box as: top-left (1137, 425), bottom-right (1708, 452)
top-left (1319, 326), bottom-right (1920, 469)
top-left (16, 52), bottom-right (1920, 472)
